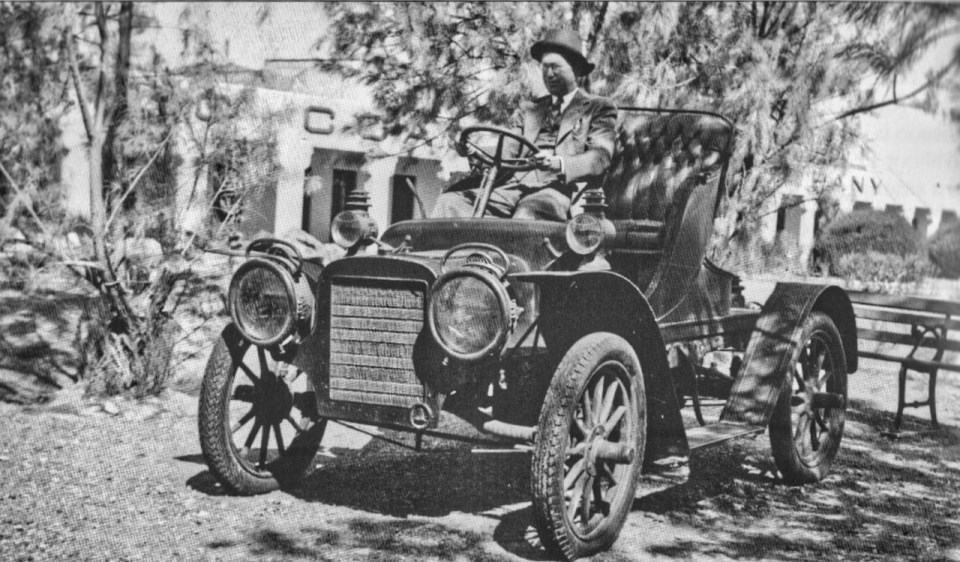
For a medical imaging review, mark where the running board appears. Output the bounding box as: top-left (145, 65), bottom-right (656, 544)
top-left (686, 422), bottom-right (765, 451)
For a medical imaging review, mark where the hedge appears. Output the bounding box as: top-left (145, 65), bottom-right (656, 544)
top-left (929, 220), bottom-right (960, 279)
top-left (835, 251), bottom-right (937, 290)
top-left (815, 210), bottom-right (920, 274)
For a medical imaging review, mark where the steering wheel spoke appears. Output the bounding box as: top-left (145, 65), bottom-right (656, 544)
top-left (459, 125), bottom-right (540, 173)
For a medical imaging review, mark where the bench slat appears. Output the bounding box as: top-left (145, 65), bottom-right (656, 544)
top-left (859, 351), bottom-right (960, 373)
top-left (857, 328), bottom-right (960, 353)
top-left (848, 292), bottom-right (960, 317)
top-left (853, 306), bottom-right (960, 331)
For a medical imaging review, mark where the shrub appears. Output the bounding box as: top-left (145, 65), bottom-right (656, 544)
top-left (928, 221), bottom-right (960, 279)
top-left (835, 251), bottom-right (937, 293)
top-left (815, 210), bottom-right (920, 274)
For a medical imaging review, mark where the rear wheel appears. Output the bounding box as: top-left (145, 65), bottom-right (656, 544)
top-left (532, 333), bottom-right (646, 560)
top-left (770, 312), bottom-right (847, 484)
top-left (199, 324), bottom-right (325, 495)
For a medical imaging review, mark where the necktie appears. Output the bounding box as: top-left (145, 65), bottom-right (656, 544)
top-left (538, 96), bottom-right (564, 152)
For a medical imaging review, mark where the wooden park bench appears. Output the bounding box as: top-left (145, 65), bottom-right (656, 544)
top-left (849, 292), bottom-right (960, 432)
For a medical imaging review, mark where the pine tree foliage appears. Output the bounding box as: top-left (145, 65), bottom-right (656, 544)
top-left (0, 2), bottom-right (248, 396)
top-left (0, 3), bottom-right (71, 233)
top-left (321, 2), bottom-right (959, 262)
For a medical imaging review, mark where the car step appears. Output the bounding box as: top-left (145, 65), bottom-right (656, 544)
top-left (686, 421), bottom-right (765, 451)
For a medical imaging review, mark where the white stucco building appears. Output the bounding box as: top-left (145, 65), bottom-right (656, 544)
top-left (751, 104), bottom-right (960, 269)
top-left (170, 69), bottom-right (463, 243)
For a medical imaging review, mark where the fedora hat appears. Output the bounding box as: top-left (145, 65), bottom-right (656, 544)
top-left (530, 28), bottom-right (595, 76)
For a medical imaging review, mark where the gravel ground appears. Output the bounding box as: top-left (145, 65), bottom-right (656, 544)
top-left (2, 358), bottom-right (959, 562)
top-left (2, 271), bottom-right (959, 560)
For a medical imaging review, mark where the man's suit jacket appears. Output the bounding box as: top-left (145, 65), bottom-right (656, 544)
top-left (510, 89), bottom-right (618, 192)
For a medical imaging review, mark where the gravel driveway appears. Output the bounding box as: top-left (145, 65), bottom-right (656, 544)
top-left (2, 358), bottom-right (960, 561)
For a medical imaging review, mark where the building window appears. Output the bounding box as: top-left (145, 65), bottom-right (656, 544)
top-left (776, 207), bottom-right (787, 232)
top-left (302, 193), bottom-right (312, 233)
top-left (391, 175), bottom-right (416, 223)
top-left (331, 169), bottom-right (358, 218)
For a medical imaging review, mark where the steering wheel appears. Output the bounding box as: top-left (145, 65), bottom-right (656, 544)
top-left (458, 125), bottom-right (541, 172)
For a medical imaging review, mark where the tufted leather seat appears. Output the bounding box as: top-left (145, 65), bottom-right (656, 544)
top-left (604, 110), bottom-right (733, 224)
top-left (599, 109), bottom-right (734, 316)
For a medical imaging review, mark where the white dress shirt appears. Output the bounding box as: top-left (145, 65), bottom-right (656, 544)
top-left (546, 88), bottom-right (578, 175)
top-left (553, 88), bottom-right (578, 116)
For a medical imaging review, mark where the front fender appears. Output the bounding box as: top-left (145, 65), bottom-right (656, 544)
top-left (512, 270), bottom-right (688, 460)
top-left (720, 283), bottom-right (857, 427)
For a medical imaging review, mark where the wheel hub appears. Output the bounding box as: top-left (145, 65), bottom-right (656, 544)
top-left (585, 426), bottom-right (606, 477)
top-left (253, 376), bottom-right (293, 426)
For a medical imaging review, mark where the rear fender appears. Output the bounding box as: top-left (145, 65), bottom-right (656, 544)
top-left (720, 283), bottom-right (857, 426)
top-left (512, 271), bottom-right (688, 460)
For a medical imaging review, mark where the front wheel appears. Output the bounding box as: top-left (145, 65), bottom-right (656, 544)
top-left (770, 312), bottom-right (848, 484)
top-left (198, 324), bottom-right (325, 495)
top-left (532, 332), bottom-right (646, 561)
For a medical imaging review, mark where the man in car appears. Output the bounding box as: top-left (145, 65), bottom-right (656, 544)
top-left (432, 28), bottom-right (617, 221)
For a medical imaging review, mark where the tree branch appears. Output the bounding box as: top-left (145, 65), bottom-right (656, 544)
top-left (93, 3), bottom-right (110, 127)
top-left (833, 51), bottom-right (959, 121)
top-left (0, 161), bottom-right (52, 241)
top-left (105, 128), bottom-right (176, 231)
top-left (756, 196), bottom-right (819, 219)
top-left (67, 30), bottom-right (95, 142)
top-left (586, 2), bottom-right (609, 58)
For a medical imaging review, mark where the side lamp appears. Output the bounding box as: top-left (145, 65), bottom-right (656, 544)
top-left (565, 189), bottom-right (615, 271)
top-left (331, 190), bottom-right (379, 252)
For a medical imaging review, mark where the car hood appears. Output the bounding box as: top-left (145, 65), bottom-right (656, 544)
top-left (381, 218), bottom-right (568, 272)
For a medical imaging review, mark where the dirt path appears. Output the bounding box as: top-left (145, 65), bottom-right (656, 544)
top-left (2, 359), bottom-right (960, 562)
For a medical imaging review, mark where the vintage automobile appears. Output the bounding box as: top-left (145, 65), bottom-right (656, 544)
top-left (198, 107), bottom-right (858, 560)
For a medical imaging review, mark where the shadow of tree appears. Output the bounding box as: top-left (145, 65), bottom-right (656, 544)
top-left (287, 438), bottom-right (530, 518)
top-left (186, 399), bottom-right (960, 561)
top-left (634, 399), bottom-right (960, 561)
top-left (0, 288), bottom-right (97, 403)
top-left (217, 518), bottom-right (511, 562)
top-left (0, 263), bottom-right (231, 404)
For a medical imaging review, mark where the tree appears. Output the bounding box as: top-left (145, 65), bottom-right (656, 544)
top-left (0, 3), bottom-right (70, 239)
top-left (321, 2), bottom-right (960, 266)
top-left (1, 1), bottom-right (290, 394)
top-left (0, 2), bottom-right (200, 395)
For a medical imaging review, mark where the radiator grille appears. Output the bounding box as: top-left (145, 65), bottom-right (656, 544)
top-left (328, 279), bottom-right (426, 407)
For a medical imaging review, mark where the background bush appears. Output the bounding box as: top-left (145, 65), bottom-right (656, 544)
top-left (835, 251), bottom-right (937, 293)
top-left (815, 210), bottom-right (921, 274)
top-left (928, 221), bottom-right (960, 279)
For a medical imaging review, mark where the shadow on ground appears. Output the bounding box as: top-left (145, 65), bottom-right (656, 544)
top-left (0, 289), bottom-right (95, 404)
top-left (190, 432), bottom-right (532, 518)
top-left (634, 399), bottom-right (960, 561)
top-left (206, 517), bottom-right (512, 562)
top-left (184, 400), bottom-right (960, 561)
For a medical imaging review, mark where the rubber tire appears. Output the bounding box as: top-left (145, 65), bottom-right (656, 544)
top-left (198, 324), bottom-right (324, 495)
top-left (769, 311), bottom-right (847, 485)
top-left (532, 332), bottom-right (646, 561)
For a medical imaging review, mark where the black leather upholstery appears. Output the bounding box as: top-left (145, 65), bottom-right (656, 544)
top-left (604, 110), bottom-right (733, 223)
top-left (601, 109), bottom-right (734, 317)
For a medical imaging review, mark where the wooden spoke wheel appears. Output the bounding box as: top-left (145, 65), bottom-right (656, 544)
top-left (532, 333), bottom-right (646, 561)
top-left (199, 324), bottom-right (325, 495)
top-left (770, 312), bottom-right (848, 484)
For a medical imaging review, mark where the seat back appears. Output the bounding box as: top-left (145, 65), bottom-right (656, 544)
top-left (603, 109), bottom-right (734, 318)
